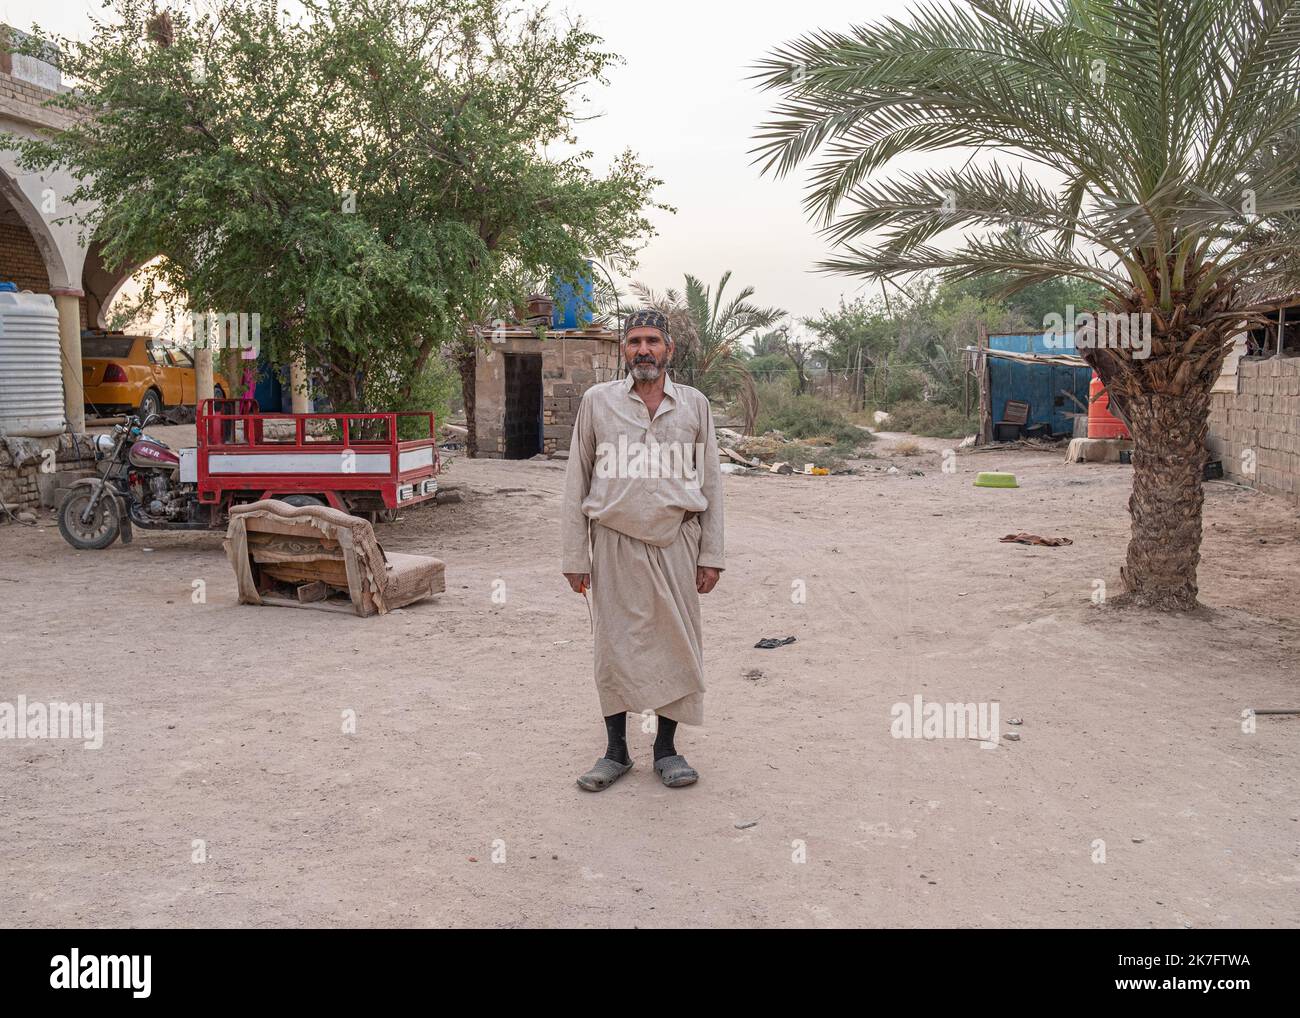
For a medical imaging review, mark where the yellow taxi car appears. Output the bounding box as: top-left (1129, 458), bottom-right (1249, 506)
top-left (81, 331), bottom-right (232, 418)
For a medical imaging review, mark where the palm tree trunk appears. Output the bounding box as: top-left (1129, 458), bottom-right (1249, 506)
top-left (1120, 389), bottom-right (1211, 610)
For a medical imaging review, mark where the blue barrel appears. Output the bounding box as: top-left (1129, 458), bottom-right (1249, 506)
top-left (551, 264), bottom-right (594, 329)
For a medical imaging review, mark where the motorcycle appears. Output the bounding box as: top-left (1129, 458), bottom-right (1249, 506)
top-left (57, 413), bottom-right (212, 550)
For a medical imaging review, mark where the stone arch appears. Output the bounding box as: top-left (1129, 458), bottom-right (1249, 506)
top-left (0, 166), bottom-right (71, 290)
top-left (81, 232), bottom-right (149, 330)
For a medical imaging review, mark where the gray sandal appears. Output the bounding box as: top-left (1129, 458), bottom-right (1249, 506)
top-left (576, 757), bottom-right (633, 792)
top-left (653, 754), bottom-right (698, 788)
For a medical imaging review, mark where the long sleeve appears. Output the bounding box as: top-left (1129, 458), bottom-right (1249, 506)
top-left (695, 401), bottom-right (726, 570)
top-left (560, 390), bottom-right (597, 573)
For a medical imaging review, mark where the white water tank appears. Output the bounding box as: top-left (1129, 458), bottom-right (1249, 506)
top-left (0, 289), bottom-right (66, 437)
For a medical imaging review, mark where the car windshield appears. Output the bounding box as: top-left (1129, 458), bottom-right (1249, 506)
top-left (82, 336), bottom-right (136, 359)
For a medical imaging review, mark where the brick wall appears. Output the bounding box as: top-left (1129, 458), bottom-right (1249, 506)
top-left (1207, 356), bottom-right (1300, 502)
top-left (0, 66), bottom-right (76, 131)
top-left (0, 221), bottom-right (90, 325)
top-left (0, 219), bottom-right (50, 290)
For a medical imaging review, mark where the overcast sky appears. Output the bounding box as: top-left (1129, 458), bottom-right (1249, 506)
top-left (5, 0), bottom-right (928, 329)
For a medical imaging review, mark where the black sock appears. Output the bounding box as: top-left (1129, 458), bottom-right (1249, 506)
top-left (603, 712), bottom-right (630, 765)
top-left (653, 715), bottom-right (678, 761)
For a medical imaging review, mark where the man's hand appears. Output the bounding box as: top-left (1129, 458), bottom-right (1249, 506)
top-left (696, 566), bottom-right (720, 594)
top-left (563, 572), bottom-right (590, 594)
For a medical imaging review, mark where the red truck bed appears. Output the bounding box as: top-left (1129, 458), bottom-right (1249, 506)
top-left (194, 399), bottom-right (440, 513)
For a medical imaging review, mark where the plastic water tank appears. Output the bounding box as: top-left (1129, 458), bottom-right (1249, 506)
top-left (0, 287), bottom-right (66, 437)
top-left (551, 263), bottom-right (594, 329)
top-left (1087, 372), bottom-right (1130, 440)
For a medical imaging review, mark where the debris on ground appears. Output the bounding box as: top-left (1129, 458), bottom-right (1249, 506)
top-left (715, 427), bottom-right (745, 449)
top-left (968, 436), bottom-right (1065, 453)
top-left (999, 533), bottom-right (1073, 547)
top-left (719, 431), bottom-right (856, 474)
top-left (742, 668), bottom-right (764, 681)
top-left (723, 447), bottom-right (760, 467)
top-left (1003, 732), bottom-right (1022, 742)
top-left (735, 820), bottom-right (759, 830)
top-left (754, 636), bottom-right (796, 649)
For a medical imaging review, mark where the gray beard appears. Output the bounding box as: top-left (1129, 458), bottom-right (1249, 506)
top-left (631, 361), bottom-right (661, 381)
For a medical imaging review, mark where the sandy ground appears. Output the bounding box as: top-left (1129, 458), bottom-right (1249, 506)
top-left (2, 427), bottom-right (1299, 928)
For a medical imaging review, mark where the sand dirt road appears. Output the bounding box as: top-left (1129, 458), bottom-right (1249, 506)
top-left (2, 434), bottom-right (1298, 927)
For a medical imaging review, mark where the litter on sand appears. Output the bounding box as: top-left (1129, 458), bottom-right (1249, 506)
top-left (999, 533), bottom-right (1073, 547)
top-left (754, 636), bottom-right (797, 649)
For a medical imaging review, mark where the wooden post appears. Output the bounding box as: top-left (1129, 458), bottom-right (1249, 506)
top-left (977, 323), bottom-right (991, 445)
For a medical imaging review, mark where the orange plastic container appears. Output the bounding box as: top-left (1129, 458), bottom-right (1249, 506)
top-left (1087, 373), bottom-right (1130, 439)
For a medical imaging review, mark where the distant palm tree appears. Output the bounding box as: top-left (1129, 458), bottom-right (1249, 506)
top-left (628, 271), bottom-right (785, 431)
top-left (754, 0), bottom-right (1300, 609)
top-left (750, 329), bottom-right (787, 357)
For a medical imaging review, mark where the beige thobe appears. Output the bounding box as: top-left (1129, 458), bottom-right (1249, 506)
top-left (561, 373), bottom-right (725, 725)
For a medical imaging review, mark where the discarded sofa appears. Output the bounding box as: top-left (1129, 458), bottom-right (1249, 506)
top-left (224, 499), bottom-right (444, 616)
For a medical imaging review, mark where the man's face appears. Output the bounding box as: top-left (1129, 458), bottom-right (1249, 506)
top-left (625, 327), bottom-right (672, 382)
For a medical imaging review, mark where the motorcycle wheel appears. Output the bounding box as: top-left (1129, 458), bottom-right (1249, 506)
top-left (58, 488), bottom-right (122, 550)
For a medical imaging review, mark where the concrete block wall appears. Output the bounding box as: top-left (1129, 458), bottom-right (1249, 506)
top-left (1207, 356), bottom-right (1300, 503)
top-left (474, 330), bottom-right (620, 458)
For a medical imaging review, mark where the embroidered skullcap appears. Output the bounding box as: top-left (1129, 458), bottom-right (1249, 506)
top-left (624, 308), bottom-right (669, 340)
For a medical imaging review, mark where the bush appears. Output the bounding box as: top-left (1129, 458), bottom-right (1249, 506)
top-left (745, 353), bottom-right (792, 379)
top-left (881, 400), bottom-right (977, 440)
top-left (364, 352), bottom-right (462, 439)
top-left (753, 382), bottom-right (870, 453)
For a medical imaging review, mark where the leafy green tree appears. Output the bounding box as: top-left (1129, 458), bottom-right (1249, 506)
top-left (802, 296), bottom-right (894, 373)
top-left (12, 0), bottom-right (663, 427)
top-left (755, 0), bottom-right (1300, 609)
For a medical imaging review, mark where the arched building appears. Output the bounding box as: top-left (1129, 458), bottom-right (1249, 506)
top-left (1, 27), bottom-right (197, 434)
top-left (2, 29), bottom-right (97, 432)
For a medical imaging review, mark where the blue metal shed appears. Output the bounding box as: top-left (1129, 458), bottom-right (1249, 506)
top-left (982, 333), bottom-right (1092, 438)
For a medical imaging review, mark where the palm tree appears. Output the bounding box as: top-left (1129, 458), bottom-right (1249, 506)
top-left (754, 0), bottom-right (1300, 610)
top-left (628, 272), bottom-right (785, 431)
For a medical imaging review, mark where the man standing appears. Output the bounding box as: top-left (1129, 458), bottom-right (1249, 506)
top-left (561, 309), bottom-right (725, 792)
